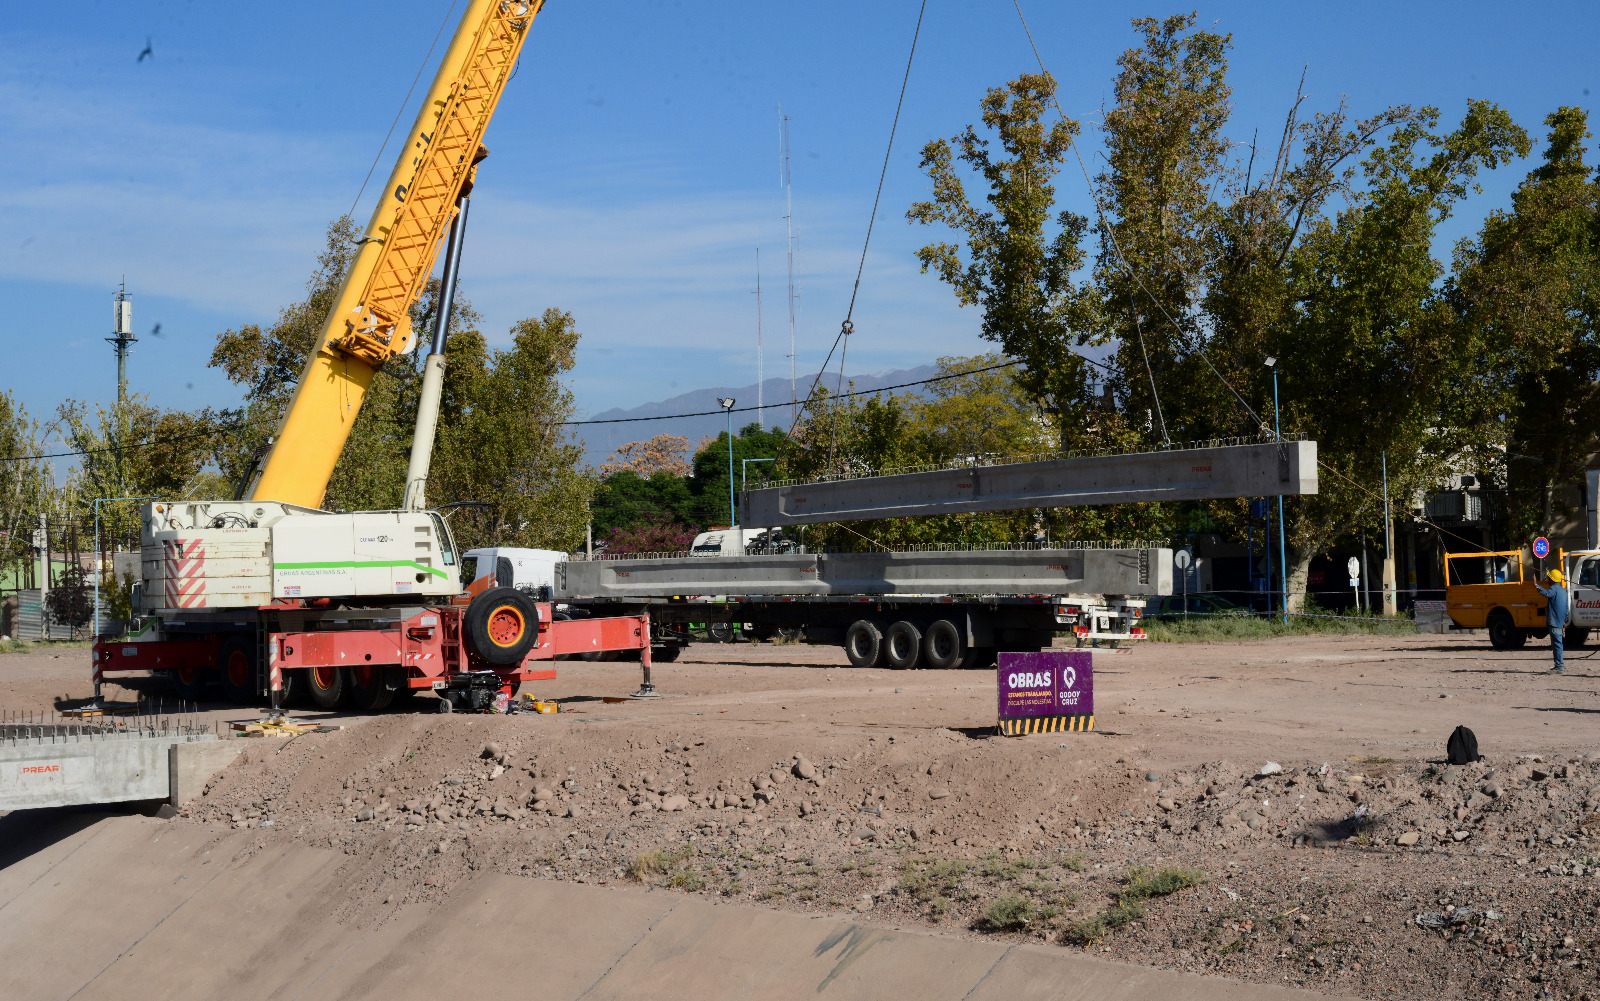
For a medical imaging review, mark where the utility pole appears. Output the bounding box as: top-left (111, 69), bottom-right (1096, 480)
top-left (108, 280), bottom-right (136, 402)
top-left (1382, 451), bottom-right (1398, 615)
top-left (1265, 357), bottom-right (1288, 624)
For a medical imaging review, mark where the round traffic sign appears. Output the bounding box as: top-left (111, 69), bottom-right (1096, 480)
top-left (1533, 537), bottom-right (1550, 559)
top-left (1346, 557), bottom-right (1360, 578)
top-left (1174, 549), bottom-right (1192, 570)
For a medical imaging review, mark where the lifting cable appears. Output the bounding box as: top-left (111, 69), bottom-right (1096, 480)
top-left (1011, 0), bottom-right (1264, 440)
top-left (345, 0), bottom-right (462, 224)
top-left (785, 0), bottom-right (929, 466)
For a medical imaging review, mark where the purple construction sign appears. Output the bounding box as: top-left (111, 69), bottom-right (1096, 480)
top-left (997, 650), bottom-right (1094, 734)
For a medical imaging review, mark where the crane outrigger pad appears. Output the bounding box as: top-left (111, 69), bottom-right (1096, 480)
top-left (741, 439), bottom-right (1316, 527)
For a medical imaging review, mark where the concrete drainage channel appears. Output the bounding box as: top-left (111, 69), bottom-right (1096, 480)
top-left (0, 715), bottom-right (241, 811)
top-left (0, 814), bottom-right (1355, 1001)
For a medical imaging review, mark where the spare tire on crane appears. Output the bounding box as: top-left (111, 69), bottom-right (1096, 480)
top-left (465, 587), bottom-right (540, 664)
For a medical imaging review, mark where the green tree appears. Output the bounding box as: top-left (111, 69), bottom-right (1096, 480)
top-left (429, 308), bottom-right (596, 553)
top-left (0, 392), bottom-right (50, 585)
top-left (1451, 107), bottom-right (1600, 541)
top-left (1276, 101), bottom-right (1529, 605)
top-left (689, 423), bottom-right (789, 528)
top-left (590, 470), bottom-right (695, 539)
top-left (1096, 13), bottom-right (1234, 445)
top-left (55, 395), bottom-right (221, 535)
top-left (907, 73), bottom-right (1101, 441)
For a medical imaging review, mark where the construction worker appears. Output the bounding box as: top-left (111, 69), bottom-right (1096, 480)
top-left (1536, 568), bottom-right (1569, 674)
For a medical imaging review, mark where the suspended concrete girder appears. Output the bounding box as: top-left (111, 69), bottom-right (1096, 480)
top-left (741, 439), bottom-right (1316, 527)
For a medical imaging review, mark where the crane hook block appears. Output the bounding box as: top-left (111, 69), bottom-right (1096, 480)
top-left (335, 307), bottom-right (415, 365)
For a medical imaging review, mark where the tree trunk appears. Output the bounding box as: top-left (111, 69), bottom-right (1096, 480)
top-left (1285, 550), bottom-right (1314, 614)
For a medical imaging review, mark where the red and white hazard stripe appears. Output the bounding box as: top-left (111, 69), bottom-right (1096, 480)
top-left (163, 539), bottom-right (208, 609)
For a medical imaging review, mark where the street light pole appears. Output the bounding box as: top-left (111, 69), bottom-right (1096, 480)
top-left (1265, 357), bottom-right (1288, 625)
top-left (718, 398), bottom-right (737, 527)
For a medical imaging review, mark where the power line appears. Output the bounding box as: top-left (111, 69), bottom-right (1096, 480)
top-left (2, 359), bottom-right (1087, 461)
top-left (562, 359), bottom-right (1039, 426)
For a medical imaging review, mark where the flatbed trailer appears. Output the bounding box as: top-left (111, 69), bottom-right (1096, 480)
top-left (469, 545), bottom-right (1169, 670)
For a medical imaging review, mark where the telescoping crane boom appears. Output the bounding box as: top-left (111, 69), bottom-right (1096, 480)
top-left (249, 0), bottom-right (543, 509)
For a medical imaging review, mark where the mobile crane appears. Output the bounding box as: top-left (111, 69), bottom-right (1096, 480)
top-left (90, 0), bottom-right (658, 712)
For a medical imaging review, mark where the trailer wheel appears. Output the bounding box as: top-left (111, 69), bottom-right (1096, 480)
top-left (884, 621), bottom-right (923, 670)
top-left (653, 646), bottom-right (681, 663)
top-left (922, 620), bottom-right (964, 670)
top-left (707, 622), bottom-right (737, 643)
top-left (169, 662), bottom-right (205, 701)
top-left (306, 664), bottom-right (344, 710)
top-left (347, 664), bottom-right (397, 712)
top-left (1567, 627), bottom-right (1590, 649)
top-left (465, 587), bottom-right (540, 664)
top-left (844, 620), bottom-right (882, 668)
top-left (216, 639), bottom-right (257, 704)
top-left (1487, 609), bottom-right (1525, 650)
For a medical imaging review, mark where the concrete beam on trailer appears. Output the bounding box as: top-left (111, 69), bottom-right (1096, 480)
top-left (555, 546), bottom-right (1172, 599)
top-left (741, 439), bottom-right (1317, 527)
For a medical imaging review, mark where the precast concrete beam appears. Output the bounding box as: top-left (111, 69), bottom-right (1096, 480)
top-left (742, 439), bottom-right (1317, 527)
top-left (555, 547), bottom-right (1171, 599)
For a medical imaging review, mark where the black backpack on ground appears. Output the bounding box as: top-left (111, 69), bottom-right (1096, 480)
top-left (1447, 725), bottom-right (1481, 765)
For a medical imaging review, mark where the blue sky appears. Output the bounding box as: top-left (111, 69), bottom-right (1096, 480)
top-left (2, 0), bottom-right (1596, 449)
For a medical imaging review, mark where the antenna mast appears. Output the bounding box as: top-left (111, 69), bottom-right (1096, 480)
top-left (108, 279), bottom-right (136, 403)
top-left (780, 109), bottom-right (798, 425)
top-left (755, 248), bottom-right (764, 422)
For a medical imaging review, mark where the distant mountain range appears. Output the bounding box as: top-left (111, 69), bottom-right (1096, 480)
top-left (573, 365), bottom-right (938, 469)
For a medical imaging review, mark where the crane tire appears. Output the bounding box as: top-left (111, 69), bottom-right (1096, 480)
top-left (465, 587), bottom-right (540, 665)
top-left (216, 638), bottom-right (257, 704)
top-left (306, 665), bottom-right (344, 709)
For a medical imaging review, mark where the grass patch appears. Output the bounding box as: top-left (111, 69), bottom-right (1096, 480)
top-left (1144, 613), bottom-right (1410, 643)
top-left (1062, 853), bottom-right (1089, 872)
top-left (976, 895), bottom-right (1060, 932)
top-left (1058, 866), bottom-right (1206, 945)
top-left (0, 638), bottom-right (93, 654)
top-left (628, 844), bottom-right (697, 885)
top-left (900, 859), bottom-right (969, 903)
top-left (980, 852), bottom-right (1019, 881)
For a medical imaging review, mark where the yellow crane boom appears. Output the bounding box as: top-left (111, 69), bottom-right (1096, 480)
top-left (250, 0), bottom-right (543, 508)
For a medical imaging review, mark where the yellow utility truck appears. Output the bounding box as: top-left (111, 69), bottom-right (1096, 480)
top-left (1444, 549), bottom-right (1597, 650)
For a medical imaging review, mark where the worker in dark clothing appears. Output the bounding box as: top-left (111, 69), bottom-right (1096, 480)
top-left (1536, 568), bottom-right (1569, 674)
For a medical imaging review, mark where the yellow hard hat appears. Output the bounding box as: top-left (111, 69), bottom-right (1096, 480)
top-left (1548, 568), bottom-right (1565, 583)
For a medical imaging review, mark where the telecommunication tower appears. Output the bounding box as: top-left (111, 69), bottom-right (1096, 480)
top-left (108, 280), bottom-right (136, 402)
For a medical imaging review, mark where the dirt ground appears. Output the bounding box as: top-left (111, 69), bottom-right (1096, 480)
top-left (5, 631), bottom-right (1600, 1000)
